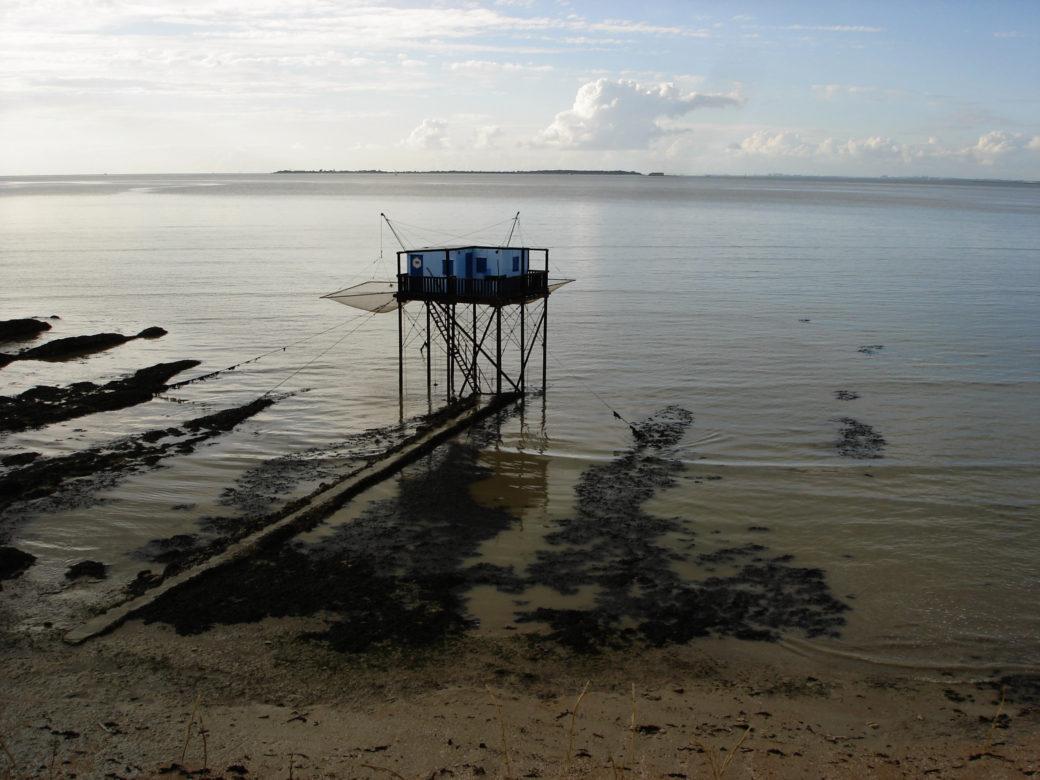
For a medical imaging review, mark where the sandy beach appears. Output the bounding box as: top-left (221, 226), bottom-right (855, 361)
top-left (2, 595), bottom-right (1038, 779)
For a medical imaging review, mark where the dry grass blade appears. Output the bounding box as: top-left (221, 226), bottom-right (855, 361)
top-left (486, 684), bottom-right (514, 780)
top-left (198, 714), bottom-right (208, 772)
top-left (982, 685), bottom-right (1008, 755)
top-left (180, 693), bottom-right (201, 764)
top-left (704, 725), bottom-right (751, 780)
top-left (1, 736), bottom-right (16, 778)
top-left (566, 680), bottom-right (591, 771)
top-left (629, 682), bottom-right (637, 776)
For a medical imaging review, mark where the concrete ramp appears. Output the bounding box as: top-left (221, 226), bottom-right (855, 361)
top-left (64, 393), bottom-right (521, 645)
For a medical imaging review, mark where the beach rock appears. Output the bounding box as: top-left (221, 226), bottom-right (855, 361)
top-left (0, 359), bottom-right (200, 433)
top-left (0, 318), bottom-right (51, 343)
top-left (0, 395), bottom-right (279, 514)
top-left (1, 452), bottom-right (40, 467)
top-left (65, 560), bottom-right (107, 580)
top-left (2, 326), bottom-right (169, 363)
top-left (0, 546), bottom-right (36, 580)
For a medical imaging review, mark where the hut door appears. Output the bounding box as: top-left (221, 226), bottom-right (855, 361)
top-left (409, 254), bottom-right (423, 276)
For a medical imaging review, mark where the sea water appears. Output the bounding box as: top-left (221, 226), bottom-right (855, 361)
top-left (1, 173), bottom-right (1037, 672)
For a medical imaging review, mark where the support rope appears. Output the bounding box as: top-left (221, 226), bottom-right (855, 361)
top-left (263, 310), bottom-right (381, 396)
top-left (165, 312), bottom-right (376, 392)
top-left (542, 342), bottom-right (638, 433)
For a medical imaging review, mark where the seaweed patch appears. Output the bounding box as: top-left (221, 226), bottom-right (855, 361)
top-left (516, 406), bottom-right (849, 652)
top-left (836, 417), bottom-right (886, 459)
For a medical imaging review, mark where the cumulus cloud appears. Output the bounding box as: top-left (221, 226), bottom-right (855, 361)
top-left (965, 130), bottom-right (1039, 163)
top-left (405, 118), bottom-right (449, 150)
top-left (729, 129), bottom-right (1040, 170)
top-left (474, 125), bottom-right (503, 150)
top-left (728, 130), bottom-right (815, 157)
top-left (537, 78), bottom-right (742, 150)
top-left (732, 130), bottom-right (911, 161)
top-left (447, 60), bottom-right (554, 75)
top-left (812, 84), bottom-right (912, 101)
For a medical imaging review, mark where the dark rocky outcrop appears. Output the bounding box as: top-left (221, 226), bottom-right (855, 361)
top-left (0, 546), bottom-right (36, 582)
top-left (65, 560), bottom-right (108, 580)
top-left (0, 397), bottom-right (275, 514)
top-left (0, 360), bottom-right (199, 433)
top-left (0, 327), bottom-right (168, 367)
top-left (0, 318), bottom-right (52, 343)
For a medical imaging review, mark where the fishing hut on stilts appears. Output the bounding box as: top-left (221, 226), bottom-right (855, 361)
top-left (323, 213), bottom-right (572, 411)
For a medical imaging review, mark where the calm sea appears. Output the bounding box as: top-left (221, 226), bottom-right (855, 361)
top-left (1, 173), bottom-right (1038, 672)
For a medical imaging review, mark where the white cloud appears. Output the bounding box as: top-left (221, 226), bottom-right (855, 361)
top-left (405, 118), bottom-right (449, 150)
top-left (586, 19), bottom-right (710, 37)
top-left (731, 130), bottom-right (909, 161)
top-left (729, 130), bottom-right (815, 157)
top-left (812, 84), bottom-right (911, 101)
top-left (474, 126), bottom-right (504, 150)
top-left (537, 78), bottom-right (742, 150)
top-left (964, 131), bottom-right (1040, 163)
top-left (729, 129), bottom-right (1040, 172)
top-left (785, 25), bottom-right (883, 33)
top-left (820, 135), bottom-right (907, 160)
top-left (447, 60), bottom-right (553, 75)
top-left (813, 84), bottom-right (872, 99)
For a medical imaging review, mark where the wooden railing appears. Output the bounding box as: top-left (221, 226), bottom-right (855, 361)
top-left (397, 270), bottom-right (548, 303)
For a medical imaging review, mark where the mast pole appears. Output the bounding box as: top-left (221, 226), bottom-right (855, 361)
top-left (496, 306), bottom-right (502, 395)
top-left (397, 250), bottom-right (404, 415)
top-left (425, 302), bottom-right (432, 410)
top-left (381, 212), bottom-right (407, 249)
top-left (543, 249), bottom-right (549, 391)
top-left (520, 300), bottom-right (526, 395)
top-left (472, 303), bottom-right (478, 393)
top-left (505, 211), bottom-right (520, 246)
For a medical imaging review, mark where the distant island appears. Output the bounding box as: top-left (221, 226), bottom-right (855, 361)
top-left (274, 169), bottom-right (647, 176)
top-left (269, 170), bottom-right (1037, 185)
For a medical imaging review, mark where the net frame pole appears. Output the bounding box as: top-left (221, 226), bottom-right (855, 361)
top-left (397, 252), bottom-right (404, 414)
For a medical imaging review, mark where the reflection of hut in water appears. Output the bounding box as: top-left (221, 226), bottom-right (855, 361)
top-left (323, 214), bottom-right (573, 407)
top-left (470, 446), bottom-right (550, 518)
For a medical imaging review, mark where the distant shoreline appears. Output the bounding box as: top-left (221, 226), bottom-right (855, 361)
top-left (1, 171), bottom-right (1035, 186)
top-left (274, 168), bottom-right (646, 176)
top-left (270, 169), bottom-right (1038, 185)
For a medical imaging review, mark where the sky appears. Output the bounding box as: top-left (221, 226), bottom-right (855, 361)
top-left (2, 0), bottom-right (1038, 178)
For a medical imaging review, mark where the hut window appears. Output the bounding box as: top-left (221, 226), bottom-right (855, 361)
top-left (476, 257), bottom-right (487, 275)
top-left (512, 255), bottom-right (520, 272)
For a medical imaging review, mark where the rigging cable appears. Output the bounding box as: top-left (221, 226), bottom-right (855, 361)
top-left (262, 309), bottom-right (381, 396)
top-left (541, 335), bottom-right (639, 435)
top-left (165, 312), bottom-right (372, 392)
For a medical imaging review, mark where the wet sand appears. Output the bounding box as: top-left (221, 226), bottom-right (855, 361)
top-left (1, 611), bottom-right (1038, 779)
